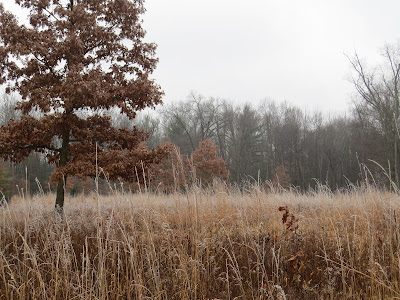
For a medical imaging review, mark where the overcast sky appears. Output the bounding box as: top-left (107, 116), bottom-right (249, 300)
top-left (142, 0), bottom-right (400, 112)
top-left (2, 0), bottom-right (400, 113)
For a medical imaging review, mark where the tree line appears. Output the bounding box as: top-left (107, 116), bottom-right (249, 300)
top-left (150, 93), bottom-right (383, 190)
top-left (0, 0), bottom-right (399, 202)
top-left (0, 83), bottom-right (394, 197)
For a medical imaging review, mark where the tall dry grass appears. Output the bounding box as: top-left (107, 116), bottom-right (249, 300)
top-left (1, 183), bottom-right (400, 299)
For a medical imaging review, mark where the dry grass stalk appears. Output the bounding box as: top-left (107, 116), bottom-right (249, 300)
top-left (1, 185), bottom-right (400, 299)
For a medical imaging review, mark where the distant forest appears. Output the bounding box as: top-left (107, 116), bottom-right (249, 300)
top-left (2, 43), bottom-right (400, 198)
top-left (0, 88), bottom-right (393, 198)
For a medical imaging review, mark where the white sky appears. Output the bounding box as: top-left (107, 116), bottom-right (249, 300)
top-left (142, 0), bottom-right (400, 112)
top-left (2, 0), bottom-right (400, 113)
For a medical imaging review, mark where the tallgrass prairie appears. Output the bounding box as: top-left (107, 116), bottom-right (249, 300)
top-left (1, 184), bottom-right (400, 299)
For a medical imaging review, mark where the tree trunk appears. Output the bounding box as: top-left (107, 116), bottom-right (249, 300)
top-left (395, 130), bottom-right (399, 187)
top-left (55, 136), bottom-right (69, 212)
top-left (55, 178), bottom-right (66, 213)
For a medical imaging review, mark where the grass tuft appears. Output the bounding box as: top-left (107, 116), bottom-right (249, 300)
top-left (1, 187), bottom-right (400, 299)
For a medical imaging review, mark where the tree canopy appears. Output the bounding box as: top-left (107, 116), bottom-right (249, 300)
top-left (0, 0), bottom-right (169, 210)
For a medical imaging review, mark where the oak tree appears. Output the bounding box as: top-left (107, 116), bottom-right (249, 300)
top-left (0, 0), bottom-right (168, 211)
top-left (152, 140), bottom-right (229, 192)
top-left (190, 139), bottom-right (229, 186)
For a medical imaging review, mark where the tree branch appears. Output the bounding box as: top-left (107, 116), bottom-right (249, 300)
top-left (18, 144), bottom-right (60, 152)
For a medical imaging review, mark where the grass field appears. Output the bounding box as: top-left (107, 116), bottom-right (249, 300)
top-left (1, 184), bottom-right (400, 299)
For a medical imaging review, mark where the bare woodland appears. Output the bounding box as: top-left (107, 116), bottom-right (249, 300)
top-left (1, 75), bottom-right (400, 198)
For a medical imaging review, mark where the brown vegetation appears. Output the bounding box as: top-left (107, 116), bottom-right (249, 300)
top-left (190, 139), bottom-right (229, 186)
top-left (153, 140), bottom-right (229, 193)
top-left (0, 0), bottom-right (168, 210)
top-left (1, 185), bottom-right (400, 299)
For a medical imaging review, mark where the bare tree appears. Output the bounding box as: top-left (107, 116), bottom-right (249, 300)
top-left (348, 43), bottom-right (400, 185)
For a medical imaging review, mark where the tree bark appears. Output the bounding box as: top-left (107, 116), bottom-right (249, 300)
top-left (55, 135), bottom-right (69, 212)
top-left (55, 178), bottom-right (66, 213)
